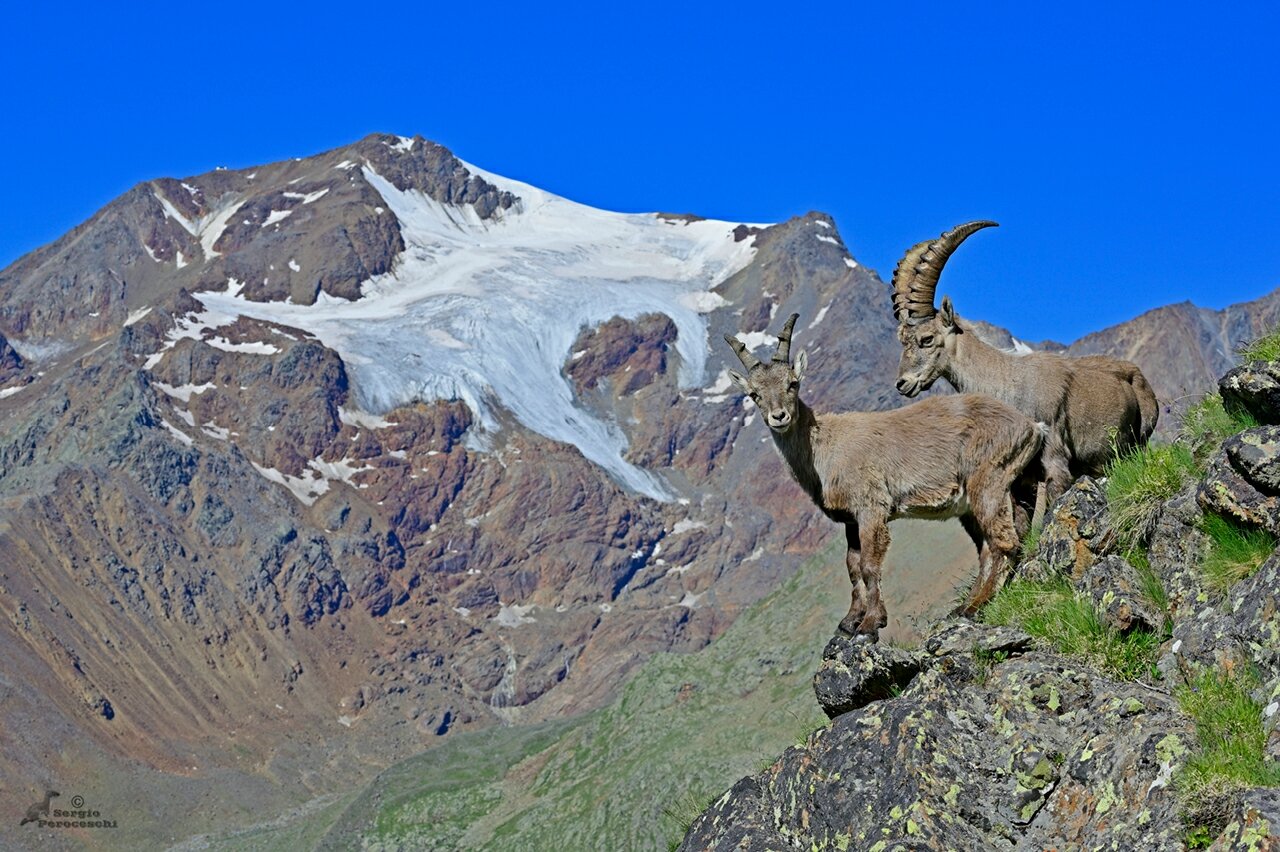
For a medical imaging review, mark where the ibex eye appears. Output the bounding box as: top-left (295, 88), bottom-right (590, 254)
top-left (920, 335), bottom-right (935, 347)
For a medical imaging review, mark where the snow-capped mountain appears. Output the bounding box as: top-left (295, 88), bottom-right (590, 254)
top-left (1, 133), bottom-right (1276, 847)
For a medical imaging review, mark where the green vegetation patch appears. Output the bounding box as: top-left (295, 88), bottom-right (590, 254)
top-left (982, 578), bottom-right (1161, 681)
top-left (1199, 513), bottom-right (1277, 596)
top-left (1238, 327), bottom-right (1280, 364)
top-left (1105, 443), bottom-right (1197, 549)
top-left (1176, 668), bottom-right (1280, 838)
top-left (1180, 393), bottom-right (1259, 467)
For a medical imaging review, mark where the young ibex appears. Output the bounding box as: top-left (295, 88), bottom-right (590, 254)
top-left (726, 314), bottom-right (1045, 640)
top-left (893, 221), bottom-right (1158, 519)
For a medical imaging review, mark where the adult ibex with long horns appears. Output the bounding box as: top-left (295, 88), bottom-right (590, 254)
top-left (892, 221), bottom-right (1158, 520)
top-left (726, 313), bottom-right (1045, 640)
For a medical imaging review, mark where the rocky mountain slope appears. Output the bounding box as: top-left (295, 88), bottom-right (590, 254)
top-left (1, 132), bottom-right (1277, 846)
top-left (0, 133), bottom-right (912, 844)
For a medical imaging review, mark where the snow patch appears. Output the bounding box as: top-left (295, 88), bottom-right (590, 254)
top-left (339, 407), bottom-right (393, 429)
top-left (123, 306), bottom-right (152, 327)
top-left (737, 330), bottom-right (777, 352)
top-left (202, 422), bottom-right (230, 440)
top-left (678, 591), bottom-right (703, 609)
top-left (154, 381), bottom-right (215, 401)
top-left (808, 303), bottom-right (831, 329)
top-left (493, 603), bottom-right (536, 627)
top-left (160, 419), bottom-right (194, 446)
top-left (205, 338), bottom-right (280, 355)
top-left (843, 257), bottom-right (858, 270)
top-left (814, 220), bottom-right (831, 229)
top-left (262, 209), bottom-right (293, 228)
top-left (251, 462), bottom-right (330, 505)
top-left (702, 369), bottom-right (736, 404)
top-left (671, 518), bottom-right (706, 535)
top-left (308, 456), bottom-right (374, 485)
top-left (195, 162), bottom-right (764, 502)
top-left (390, 136), bottom-right (415, 152)
top-left (153, 187), bottom-right (244, 259)
top-left (288, 259), bottom-right (301, 272)
top-left (335, 160), bottom-right (356, 170)
top-left (815, 234), bottom-right (840, 246)
top-left (0, 385), bottom-right (27, 399)
top-left (283, 188), bottom-right (330, 205)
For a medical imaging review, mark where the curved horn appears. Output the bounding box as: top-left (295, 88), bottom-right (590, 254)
top-left (724, 333), bottom-right (762, 370)
top-left (891, 220), bottom-right (998, 325)
top-left (773, 313), bottom-right (799, 363)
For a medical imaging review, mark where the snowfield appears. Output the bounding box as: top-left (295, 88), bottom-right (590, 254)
top-left (198, 161), bottom-right (764, 500)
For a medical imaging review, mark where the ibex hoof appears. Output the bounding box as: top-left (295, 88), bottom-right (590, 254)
top-left (836, 615), bottom-right (879, 643)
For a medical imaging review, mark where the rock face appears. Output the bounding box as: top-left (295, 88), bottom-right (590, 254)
top-left (1199, 426), bottom-right (1280, 533)
top-left (683, 626), bottom-right (1193, 851)
top-left (681, 357), bottom-right (1280, 851)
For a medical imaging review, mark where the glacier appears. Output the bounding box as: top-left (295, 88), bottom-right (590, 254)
top-left (197, 161), bottom-right (762, 501)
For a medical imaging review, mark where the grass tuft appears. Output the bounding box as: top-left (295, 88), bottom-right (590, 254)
top-left (1020, 521), bottom-right (1042, 561)
top-left (1176, 668), bottom-right (1280, 837)
top-left (1238, 327), bottom-right (1280, 364)
top-left (1125, 548), bottom-right (1173, 635)
top-left (1105, 443), bottom-right (1197, 550)
top-left (1199, 513), bottom-right (1276, 595)
top-left (663, 791), bottom-right (717, 852)
top-left (982, 578), bottom-right (1161, 681)
top-left (1180, 393), bottom-right (1259, 467)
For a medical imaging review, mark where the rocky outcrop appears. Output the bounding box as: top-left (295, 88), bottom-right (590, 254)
top-left (1199, 426), bottom-right (1280, 534)
top-left (1220, 361), bottom-right (1280, 425)
top-left (1019, 476), bottom-right (1114, 581)
top-left (684, 625), bottom-right (1193, 851)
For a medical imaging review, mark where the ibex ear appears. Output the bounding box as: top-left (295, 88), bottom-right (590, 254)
top-left (728, 370), bottom-right (750, 393)
top-left (939, 296), bottom-right (957, 330)
top-left (794, 350), bottom-right (807, 379)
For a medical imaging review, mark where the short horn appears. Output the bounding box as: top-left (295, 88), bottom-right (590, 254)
top-left (773, 313), bottom-right (799, 363)
top-left (724, 333), bottom-right (761, 370)
top-left (891, 220), bottom-right (997, 325)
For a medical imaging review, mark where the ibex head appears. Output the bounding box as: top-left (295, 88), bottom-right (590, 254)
top-left (892, 220), bottom-right (997, 397)
top-left (725, 313), bottom-right (807, 433)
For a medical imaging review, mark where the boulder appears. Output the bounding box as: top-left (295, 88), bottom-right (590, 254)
top-left (1226, 426), bottom-right (1280, 495)
top-left (1199, 449), bottom-right (1280, 535)
top-left (1081, 555), bottom-right (1163, 633)
top-left (1207, 787), bottom-right (1280, 851)
top-left (1028, 477), bottom-right (1115, 582)
top-left (1220, 361), bottom-right (1280, 425)
top-left (811, 633), bottom-right (924, 719)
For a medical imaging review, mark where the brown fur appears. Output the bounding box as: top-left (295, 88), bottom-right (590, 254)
top-left (892, 222), bottom-right (1158, 514)
top-left (728, 315), bottom-right (1044, 640)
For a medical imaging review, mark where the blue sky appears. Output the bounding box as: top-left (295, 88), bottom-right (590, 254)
top-left (2, 2), bottom-right (1277, 343)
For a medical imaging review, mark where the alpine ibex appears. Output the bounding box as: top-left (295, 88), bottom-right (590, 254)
top-left (892, 221), bottom-right (1158, 519)
top-left (726, 314), bottom-right (1045, 640)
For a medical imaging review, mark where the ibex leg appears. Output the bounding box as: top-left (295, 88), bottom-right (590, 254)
top-left (837, 522), bottom-right (868, 637)
top-left (852, 514), bottom-right (890, 640)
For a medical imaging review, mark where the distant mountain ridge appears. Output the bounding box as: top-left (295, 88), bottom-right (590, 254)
top-left (0, 133), bottom-right (1274, 847)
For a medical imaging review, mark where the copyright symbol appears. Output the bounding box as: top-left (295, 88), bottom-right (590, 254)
top-left (70, 796), bottom-right (84, 809)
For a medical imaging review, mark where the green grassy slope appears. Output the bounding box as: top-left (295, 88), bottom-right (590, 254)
top-left (204, 520), bottom-right (975, 851)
